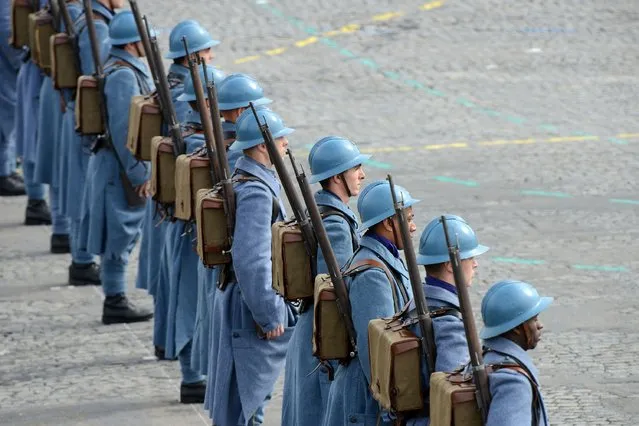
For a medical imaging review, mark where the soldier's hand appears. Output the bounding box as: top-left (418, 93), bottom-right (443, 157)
top-left (265, 324), bottom-right (285, 340)
top-left (135, 181), bottom-right (151, 198)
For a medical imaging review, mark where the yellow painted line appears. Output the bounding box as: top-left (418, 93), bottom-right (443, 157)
top-left (295, 36), bottom-right (318, 48)
top-left (421, 0), bottom-right (444, 10)
top-left (360, 146), bottom-right (414, 153)
top-left (617, 133), bottom-right (639, 139)
top-left (545, 136), bottom-right (598, 142)
top-left (423, 143), bottom-right (468, 150)
top-left (234, 55), bottom-right (261, 64)
top-left (479, 139), bottom-right (535, 146)
top-left (322, 30), bottom-right (342, 37)
top-left (266, 47), bottom-right (287, 56)
top-left (340, 23), bottom-right (361, 33)
top-left (372, 11), bottom-right (404, 22)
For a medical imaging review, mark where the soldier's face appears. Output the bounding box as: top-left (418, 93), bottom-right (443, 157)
top-left (342, 165), bottom-right (365, 196)
top-left (276, 137), bottom-right (289, 157)
top-left (461, 257), bottom-right (478, 286)
top-left (198, 48), bottom-right (214, 64)
top-left (393, 207), bottom-right (416, 249)
top-left (524, 315), bottom-right (544, 349)
top-left (109, 0), bottom-right (125, 9)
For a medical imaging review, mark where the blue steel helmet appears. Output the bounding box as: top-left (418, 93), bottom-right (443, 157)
top-left (480, 280), bottom-right (553, 339)
top-left (165, 21), bottom-right (220, 59)
top-left (416, 214), bottom-right (489, 265)
top-left (231, 106), bottom-right (294, 151)
top-left (357, 180), bottom-right (420, 231)
top-left (217, 73), bottom-right (272, 111)
top-left (176, 65), bottom-right (226, 102)
top-left (307, 136), bottom-right (371, 184)
top-left (109, 10), bottom-right (155, 46)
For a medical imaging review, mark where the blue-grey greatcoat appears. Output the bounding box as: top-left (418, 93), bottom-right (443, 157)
top-left (193, 128), bottom-right (240, 377)
top-left (79, 48), bottom-right (153, 261)
top-left (406, 277), bottom-right (470, 425)
top-left (282, 189), bottom-right (359, 426)
top-left (135, 63), bottom-right (189, 294)
top-left (207, 155), bottom-right (296, 426)
top-left (61, 3), bottom-right (112, 220)
top-left (484, 337), bottom-right (549, 426)
top-left (14, 55), bottom-right (43, 170)
top-left (0, 1), bottom-right (22, 178)
top-left (34, 75), bottom-right (61, 184)
top-left (164, 112), bottom-right (206, 361)
top-left (323, 234), bottom-right (414, 426)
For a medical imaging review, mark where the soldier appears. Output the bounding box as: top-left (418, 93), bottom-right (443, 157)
top-left (207, 106), bottom-right (296, 426)
top-left (0, 0), bottom-right (26, 196)
top-left (14, 0), bottom-right (50, 223)
top-left (58, 0), bottom-right (115, 285)
top-left (416, 214), bottom-right (489, 371)
top-left (282, 136), bottom-right (369, 426)
top-left (161, 64), bottom-right (225, 403)
top-left (193, 73), bottom-right (271, 378)
top-left (323, 180), bottom-right (419, 426)
top-left (135, 19), bottom-right (218, 360)
top-left (79, 10), bottom-right (153, 324)
top-left (481, 280), bottom-right (552, 426)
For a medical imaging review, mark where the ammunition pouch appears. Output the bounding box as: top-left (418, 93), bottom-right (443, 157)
top-left (174, 149), bottom-right (213, 221)
top-left (126, 94), bottom-right (163, 161)
top-left (10, 0), bottom-right (34, 49)
top-left (50, 32), bottom-right (80, 89)
top-left (271, 221), bottom-right (316, 301)
top-left (28, 9), bottom-right (55, 74)
top-left (150, 136), bottom-right (177, 204)
top-left (312, 258), bottom-right (402, 362)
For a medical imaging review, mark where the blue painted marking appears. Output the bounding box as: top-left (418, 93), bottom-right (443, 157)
top-left (384, 71), bottom-right (400, 80)
top-left (339, 48), bottom-right (356, 57)
top-left (610, 198), bottom-right (639, 205)
top-left (521, 190), bottom-right (571, 198)
top-left (478, 109), bottom-right (501, 117)
top-left (320, 38), bottom-right (339, 48)
top-left (572, 264), bottom-right (628, 272)
top-left (492, 257), bottom-right (546, 265)
top-left (363, 159), bottom-right (392, 169)
top-left (405, 79), bottom-right (424, 89)
top-left (540, 124), bottom-right (558, 132)
top-left (506, 116), bottom-right (527, 124)
top-left (457, 98), bottom-right (476, 108)
top-left (360, 58), bottom-right (379, 69)
top-left (608, 137), bottom-right (628, 145)
top-left (425, 88), bottom-right (445, 97)
top-left (434, 176), bottom-right (479, 187)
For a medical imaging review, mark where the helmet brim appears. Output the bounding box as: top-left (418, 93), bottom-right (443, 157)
top-left (218, 97), bottom-right (272, 112)
top-left (360, 198), bottom-right (420, 231)
top-left (308, 154), bottom-right (372, 184)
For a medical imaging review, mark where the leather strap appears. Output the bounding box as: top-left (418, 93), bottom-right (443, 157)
top-left (344, 259), bottom-right (402, 312)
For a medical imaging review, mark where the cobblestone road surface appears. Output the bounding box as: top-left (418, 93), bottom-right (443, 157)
top-left (1, 0), bottom-right (638, 424)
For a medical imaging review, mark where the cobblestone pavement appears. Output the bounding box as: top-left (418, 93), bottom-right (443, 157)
top-left (1, 0), bottom-right (638, 424)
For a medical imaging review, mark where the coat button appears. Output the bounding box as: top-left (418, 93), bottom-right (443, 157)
top-left (232, 332), bottom-right (240, 338)
top-left (348, 415), bottom-right (357, 423)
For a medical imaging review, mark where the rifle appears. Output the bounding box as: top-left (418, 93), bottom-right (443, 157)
top-left (288, 148), bottom-right (357, 358)
top-left (387, 175), bottom-right (437, 376)
top-left (49, 0), bottom-right (60, 31)
top-left (248, 102), bottom-right (317, 269)
top-left (202, 63), bottom-right (235, 246)
top-left (82, 0), bottom-right (145, 207)
top-left (441, 215), bottom-right (491, 423)
top-left (128, 0), bottom-right (185, 156)
top-left (181, 38), bottom-right (220, 185)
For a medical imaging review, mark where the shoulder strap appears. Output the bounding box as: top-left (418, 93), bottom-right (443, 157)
top-left (429, 306), bottom-right (462, 319)
top-left (232, 174), bottom-right (280, 223)
top-left (486, 349), bottom-right (542, 426)
top-left (343, 259), bottom-right (402, 312)
top-left (167, 72), bottom-right (183, 89)
top-left (318, 205), bottom-right (359, 251)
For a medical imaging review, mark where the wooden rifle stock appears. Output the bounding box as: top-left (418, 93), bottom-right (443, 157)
top-left (82, 0), bottom-right (145, 207)
top-left (441, 216), bottom-right (491, 423)
top-left (387, 174), bottom-right (436, 375)
top-left (289, 148), bottom-right (357, 357)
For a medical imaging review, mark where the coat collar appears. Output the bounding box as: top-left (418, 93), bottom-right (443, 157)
top-left (91, 0), bottom-right (114, 22)
top-left (222, 120), bottom-right (236, 133)
top-left (168, 63), bottom-right (190, 80)
top-left (108, 48), bottom-right (149, 76)
top-left (314, 189), bottom-right (358, 225)
top-left (185, 108), bottom-right (202, 125)
top-left (424, 282), bottom-right (460, 309)
top-left (484, 336), bottom-right (539, 383)
top-left (234, 155), bottom-right (280, 197)
top-left (358, 235), bottom-right (409, 280)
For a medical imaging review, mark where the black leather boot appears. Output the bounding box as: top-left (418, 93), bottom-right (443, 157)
top-left (0, 174), bottom-right (26, 196)
top-left (50, 234), bottom-right (70, 254)
top-left (68, 262), bottom-right (101, 286)
top-left (25, 199), bottom-right (51, 225)
top-left (180, 380), bottom-right (206, 404)
top-left (102, 294), bottom-right (153, 325)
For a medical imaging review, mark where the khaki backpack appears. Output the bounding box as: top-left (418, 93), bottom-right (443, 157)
top-left (10, 0), bottom-right (34, 49)
top-left (174, 149), bottom-right (213, 221)
top-left (31, 9), bottom-right (55, 74)
top-left (50, 32), bottom-right (80, 89)
top-left (312, 258), bottom-right (405, 361)
top-left (126, 95), bottom-right (162, 161)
